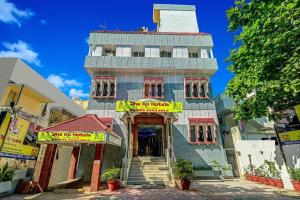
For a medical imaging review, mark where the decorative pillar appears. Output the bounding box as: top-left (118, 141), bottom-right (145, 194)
top-left (90, 144), bottom-right (105, 192)
top-left (67, 146), bottom-right (80, 180)
top-left (38, 144), bottom-right (57, 191)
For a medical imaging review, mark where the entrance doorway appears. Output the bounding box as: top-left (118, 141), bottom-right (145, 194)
top-left (138, 125), bottom-right (163, 157)
top-left (132, 113), bottom-right (167, 157)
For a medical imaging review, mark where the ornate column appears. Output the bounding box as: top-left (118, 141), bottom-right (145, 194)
top-left (90, 144), bottom-right (105, 192)
top-left (67, 146), bottom-right (80, 180)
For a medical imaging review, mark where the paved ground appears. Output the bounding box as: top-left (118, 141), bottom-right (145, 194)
top-left (2, 179), bottom-right (300, 200)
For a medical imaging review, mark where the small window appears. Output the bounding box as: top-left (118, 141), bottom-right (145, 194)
top-left (160, 51), bottom-right (172, 57)
top-left (198, 126), bottom-right (205, 142)
top-left (144, 78), bottom-right (164, 99)
top-left (157, 84), bottom-right (162, 97)
top-left (189, 120), bottom-right (216, 144)
top-left (207, 125), bottom-right (213, 142)
top-left (190, 125), bottom-right (197, 143)
top-left (92, 77), bottom-right (116, 99)
top-left (185, 84), bottom-right (191, 98)
top-left (185, 78), bottom-right (209, 99)
top-left (189, 53), bottom-right (198, 58)
top-left (132, 52), bottom-right (145, 57)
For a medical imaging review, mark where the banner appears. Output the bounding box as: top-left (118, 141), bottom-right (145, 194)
top-left (38, 131), bottom-right (106, 143)
top-left (116, 101), bottom-right (183, 113)
top-left (275, 105), bottom-right (300, 145)
top-left (0, 112), bottom-right (11, 147)
top-left (1, 116), bottom-right (39, 160)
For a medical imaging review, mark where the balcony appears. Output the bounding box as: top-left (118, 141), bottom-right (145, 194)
top-left (84, 56), bottom-right (218, 74)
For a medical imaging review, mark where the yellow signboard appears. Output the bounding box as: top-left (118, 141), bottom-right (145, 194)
top-left (0, 112), bottom-right (11, 147)
top-left (0, 116), bottom-right (39, 160)
top-left (279, 130), bottom-right (300, 143)
top-left (116, 101), bottom-right (183, 113)
top-left (275, 104), bottom-right (300, 145)
top-left (38, 132), bottom-right (106, 143)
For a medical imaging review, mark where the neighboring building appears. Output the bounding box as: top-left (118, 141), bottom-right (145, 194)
top-left (72, 97), bottom-right (89, 110)
top-left (0, 58), bottom-right (85, 192)
top-left (85, 4), bottom-right (227, 186)
top-left (214, 93), bottom-right (276, 176)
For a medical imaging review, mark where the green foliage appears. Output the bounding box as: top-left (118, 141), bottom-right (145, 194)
top-left (226, 0), bottom-right (300, 120)
top-left (254, 163), bottom-right (268, 177)
top-left (102, 167), bottom-right (120, 182)
top-left (222, 164), bottom-right (232, 171)
top-left (0, 162), bottom-right (14, 182)
top-left (210, 160), bottom-right (221, 167)
top-left (264, 160), bottom-right (281, 179)
top-left (289, 168), bottom-right (300, 181)
top-left (175, 159), bottom-right (194, 180)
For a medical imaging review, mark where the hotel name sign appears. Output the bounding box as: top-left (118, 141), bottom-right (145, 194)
top-left (116, 101), bottom-right (183, 113)
top-left (38, 132), bottom-right (106, 143)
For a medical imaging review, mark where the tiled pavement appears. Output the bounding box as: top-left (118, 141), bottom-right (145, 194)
top-left (2, 179), bottom-right (300, 200)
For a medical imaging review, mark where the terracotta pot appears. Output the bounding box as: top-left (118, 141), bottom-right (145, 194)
top-left (275, 179), bottom-right (284, 188)
top-left (107, 180), bottom-right (120, 191)
top-left (180, 179), bottom-right (191, 190)
top-left (291, 181), bottom-right (300, 192)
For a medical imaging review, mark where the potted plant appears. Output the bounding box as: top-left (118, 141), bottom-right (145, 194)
top-left (289, 168), bottom-right (300, 192)
top-left (175, 159), bottom-right (194, 190)
top-left (221, 164), bottom-right (233, 177)
top-left (0, 162), bottom-right (14, 193)
top-left (264, 160), bottom-right (282, 187)
top-left (102, 167), bottom-right (121, 191)
top-left (210, 160), bottom-right (222, 176)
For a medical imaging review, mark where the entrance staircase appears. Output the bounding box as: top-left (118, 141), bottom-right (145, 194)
top-left (127, 157), bottom-right (170, 186)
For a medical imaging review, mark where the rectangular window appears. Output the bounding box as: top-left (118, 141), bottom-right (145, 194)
top-left (132, 52), bottom-right (145, 57)
top-left (190, 125), bottom-right (197, 143)
top-left (188, 52), bottom-right (198, 58)
top-left (144, 77), bottom-right (164, 99)
top-left (198, 125), bottom-right (205, 142)
top-left (160, 51), bottom-right (172, 57)
top-left (92, 77), bottom-right (116, 99)
top-left (184, 78), bottom-right (209, 99)
top-left (189, 118), bottom-right (217, 144)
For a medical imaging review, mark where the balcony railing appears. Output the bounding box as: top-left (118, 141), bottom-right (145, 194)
top-left (85, 56), bottom-right (218, 73)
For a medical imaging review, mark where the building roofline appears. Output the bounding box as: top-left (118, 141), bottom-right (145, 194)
top-left (153, 4), bottom-right (196, 11)
top-left (91, 30), bottom-right (210, 36)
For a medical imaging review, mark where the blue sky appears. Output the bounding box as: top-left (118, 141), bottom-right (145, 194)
top-left (0, 0), bottom-right (236, 99)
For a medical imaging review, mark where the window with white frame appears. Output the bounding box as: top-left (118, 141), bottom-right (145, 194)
top-left (144, 77), bottom-right (164, 99)
top-left (189, 120), bottom-right (217, 144)
top-left (92, 77), bottom-right (116, 98)
top-left (184, 78), bottom-right (209, 99)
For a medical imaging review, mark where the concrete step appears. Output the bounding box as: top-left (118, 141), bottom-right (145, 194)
top-left (130, 166), bottom-right (169, 171)
top-left (126, 180), bottom-right (169, 185)
top-left (128, 173), bottom-right (170, 178)
top-left (128, 177), bottom-right (170, 182)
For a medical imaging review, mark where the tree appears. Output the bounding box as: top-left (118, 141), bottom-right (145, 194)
top-left (226, 0), bottom-right (300, 120)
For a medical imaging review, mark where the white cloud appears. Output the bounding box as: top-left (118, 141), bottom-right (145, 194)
top-left (85, 37), bottom-right (89, 44)
top-left (0, 0), bottom-right (34, 27)
top-left (0, 40), bottom-right (41, 66)
top-left (64, 79), bottom-right (82, 87)
top-left (40, 19), bottom-right (46, 25)
top-left (47, 74), bottom-right (65, 88)
top-left (47, 74), bottom-right (83, 88)
top-left (69, 88), bottom-right (89, 98)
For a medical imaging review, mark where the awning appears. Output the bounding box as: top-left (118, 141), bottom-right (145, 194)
top-left (38, 114), bottom-right (121, 146)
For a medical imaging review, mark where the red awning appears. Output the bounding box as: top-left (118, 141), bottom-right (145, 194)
top-left (40, 114), bottom-right (120, 141)
top-left (188, 118), bottom-right (215, 124)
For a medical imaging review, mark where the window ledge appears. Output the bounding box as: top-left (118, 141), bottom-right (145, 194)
top-left (92, 96), bottom-right (115, 99)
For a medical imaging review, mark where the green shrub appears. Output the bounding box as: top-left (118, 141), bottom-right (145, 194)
top-left (175, 159), bottom-right (194, 180)
top-left (289, 168), bottom-right (300, 182)
top-left (210, 160), bottom-right (221, 167)
top-left (102, 167), bottom-right (120, 182)
top-left (0, 162), bottom-right (14, 182)
top-left (264, 160), bottom-right (280, 179)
